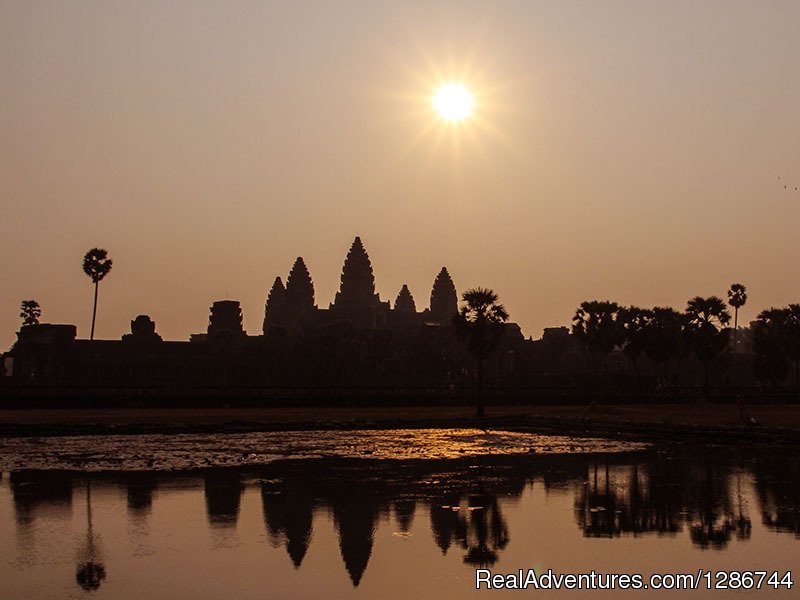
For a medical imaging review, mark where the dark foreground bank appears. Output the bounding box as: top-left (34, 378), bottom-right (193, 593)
top-left (1, 404), bottom-right (799, 446)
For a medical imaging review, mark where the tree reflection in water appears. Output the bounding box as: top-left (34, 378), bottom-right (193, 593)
top-left (462, 491), bottom-right (509, 567)
top-left (76, 479), bottom-right (106, 592)
top-left (574, 452), bottom-right (755, 549)
top-left (752, 454), bottom-right (800, 537)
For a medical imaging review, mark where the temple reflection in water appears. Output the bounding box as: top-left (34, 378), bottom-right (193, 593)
top-left (3, 447), bottom-right (799, 595)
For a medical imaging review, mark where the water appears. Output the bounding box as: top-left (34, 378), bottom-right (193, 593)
top-left (0, 430), bottom-right (797, 599)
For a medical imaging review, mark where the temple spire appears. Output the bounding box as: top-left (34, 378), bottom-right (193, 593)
top-left (430, 267), bottom-right (457, 323)
top-left (285, 257), bottom-right (315, 314)
top-left (334, 237), bottom-right (377, 309)
top-left (394, 284), bottom-right (416, 314)
top-left (263, 276), bottom-right (286, 333)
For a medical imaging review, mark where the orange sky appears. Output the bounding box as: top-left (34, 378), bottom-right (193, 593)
top-left (2, 1), bottom-right (799, 348)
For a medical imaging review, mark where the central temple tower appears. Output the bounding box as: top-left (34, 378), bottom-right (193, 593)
top-left (331, 237), bottom-right (388, 328)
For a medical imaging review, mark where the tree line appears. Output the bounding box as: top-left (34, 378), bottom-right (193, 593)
top-left (571, 283), bottom-right (800, 390)
top-left (14, 255), bottom-right (800, 397)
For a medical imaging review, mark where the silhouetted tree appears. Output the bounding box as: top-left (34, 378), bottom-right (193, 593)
top-left (752, 308), bottom-right (790, 385)
top-left (785, 305), bottom-right (800, 386)
top-left (19, 300), bottom-right (41, 327)
top-left (82, 248), bottom-right (113, 341)
top-left (571, 301), bottom-right (623, 377)
top-left (684, 296), bottom-right (731, 394)
top-left (751, 306), bottom-right (800, 386)
top-left (454, 288), bottom-right (509, 417)
top-left (727, 283), bottom-right (747, 352)
top-left (618, 306), bottom-right (651, 380)
top-left (642, 307), bottom-right (686, 383)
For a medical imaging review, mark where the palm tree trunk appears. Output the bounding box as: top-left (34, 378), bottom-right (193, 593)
top-left (476, 358), bottom-right (485, 418)
top-left (703, 360), bottom-right (710, 398)
top-left (733, 308), bottom-right (739, 353)
top-left (86, 478), bottom-right (93, 533)
top-left (90, 282), bottom-right (99, 341)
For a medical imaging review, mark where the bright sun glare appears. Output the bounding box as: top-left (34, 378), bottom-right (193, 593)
top-left (432, 82), bottom-right (474, 123)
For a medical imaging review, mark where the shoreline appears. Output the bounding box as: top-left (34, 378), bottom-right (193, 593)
top-left (1, 404), bottom-right (799, 446)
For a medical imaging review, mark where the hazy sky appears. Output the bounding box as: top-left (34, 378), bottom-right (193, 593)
top-left (2, 1), bottom-right (799, 348)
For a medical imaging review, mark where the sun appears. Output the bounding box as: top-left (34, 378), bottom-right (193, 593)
top-left (432, 82), bottom-right (474, 123)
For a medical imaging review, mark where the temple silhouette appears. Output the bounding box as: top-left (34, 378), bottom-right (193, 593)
top-left (1, 236), bottom-right (525, 395)
top-left (2, 236), bottom-right (795, 400)
top-left (260, 236), bottom-right (460, 334)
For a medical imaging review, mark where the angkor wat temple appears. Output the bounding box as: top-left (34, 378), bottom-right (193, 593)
top-left (2, 236), bottom-right (763, 401)
top-left (1, 237), bottom-right (532, 397)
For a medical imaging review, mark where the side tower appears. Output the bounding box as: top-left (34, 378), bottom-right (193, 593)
top-left (389, 283), bottom-right (419, 331)
top-left (394, 284), bottom-right (416, 314)
top-left (262, 276), bottom-right (286, 334)
top-left (284, 257), bottom-right (316, 326)
top-left (208, 300), bottom-right (245, 338)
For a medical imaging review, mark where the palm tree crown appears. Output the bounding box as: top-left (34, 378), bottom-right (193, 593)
top-left (571, 300), bottom-right (623, 356)
top-left (727, 283), bottom-right (747, 351)
top-left (727, 283), bottom-right (747, 311)
top-left (455, 288), bottom-right (509, 359)
top-left (82, 248), bottom-right (113, 283)
top-left (685, 296), bottom-right (731, 329)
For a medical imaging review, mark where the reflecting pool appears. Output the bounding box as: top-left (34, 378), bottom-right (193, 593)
top-left (0, 431), bottom-right (797, 598)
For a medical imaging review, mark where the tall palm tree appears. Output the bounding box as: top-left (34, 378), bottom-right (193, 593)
top-left (82, 248), bottom-right (113, 341)
top-left (727, 283), bottom-right (747, 352)
top-left (684, 296), bottom-right (731, 394)
top-left (453, 288), bottom-right (509, 418)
